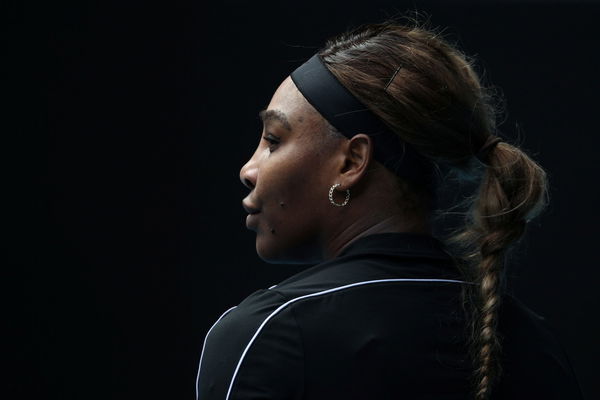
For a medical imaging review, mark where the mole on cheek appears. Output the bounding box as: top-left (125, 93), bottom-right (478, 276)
top-left (279, 202), bottom-right (285, 208)
top-left (270, 228), bottom-right (276, 234)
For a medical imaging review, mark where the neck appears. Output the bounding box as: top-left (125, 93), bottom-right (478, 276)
top-left (322, 207), bottom-right (430, 261)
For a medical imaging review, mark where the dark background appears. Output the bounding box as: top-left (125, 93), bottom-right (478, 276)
top-left (7, 0), bottom-right (599, 399)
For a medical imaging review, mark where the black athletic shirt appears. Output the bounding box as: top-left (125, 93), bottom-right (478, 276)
top-left (196, 232), bottom-right (583, 399)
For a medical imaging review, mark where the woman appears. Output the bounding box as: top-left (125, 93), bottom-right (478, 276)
top-left (196, 21), bottom-right (583, 400)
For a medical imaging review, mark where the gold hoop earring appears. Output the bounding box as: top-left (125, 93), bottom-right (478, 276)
top-left (328, 183), bottom-right (350, 207)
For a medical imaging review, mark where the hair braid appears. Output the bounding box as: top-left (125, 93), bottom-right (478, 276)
top-left (472, 240), bottom-right (505, 399)
top-left (457, 141), bottom-right (545, 399)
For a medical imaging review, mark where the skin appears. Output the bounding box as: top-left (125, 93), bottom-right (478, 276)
top-left (240, 76), bottom-right (429, 264)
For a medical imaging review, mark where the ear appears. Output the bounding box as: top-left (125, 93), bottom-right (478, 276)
top-left (336, 133), bottom-right (373, 189)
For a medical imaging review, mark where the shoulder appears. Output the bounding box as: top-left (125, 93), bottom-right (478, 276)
top-left (197, 288), bottom-right (304, 400)
top-left (274, 277), bottom-right (470, 365)
top-left (269, 276), bottom-right (469, 341)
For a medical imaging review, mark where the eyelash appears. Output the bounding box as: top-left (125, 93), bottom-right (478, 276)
top-left (262, 134), bottom-right (280, 150)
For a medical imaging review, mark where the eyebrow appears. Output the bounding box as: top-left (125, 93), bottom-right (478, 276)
top-left (258, 109), bottom-right (292, 131)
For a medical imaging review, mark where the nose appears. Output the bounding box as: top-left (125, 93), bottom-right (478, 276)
top-left (239, 155), bottom-right (257, 190)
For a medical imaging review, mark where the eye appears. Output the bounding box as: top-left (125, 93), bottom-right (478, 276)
top-left (262, 134), bottom-right (280, 151)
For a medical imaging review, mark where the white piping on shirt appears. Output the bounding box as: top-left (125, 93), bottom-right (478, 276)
top-left (196, 306), bottom-right (238, 400)
top-left (225, 278), bottom-right (468, 400)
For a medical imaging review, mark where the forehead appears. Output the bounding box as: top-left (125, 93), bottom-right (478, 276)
top-left (264, 76), bottom-right (323, 132)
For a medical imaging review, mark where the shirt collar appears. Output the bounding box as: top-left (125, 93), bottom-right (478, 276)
top-left (272, 232), bottom-right (462, 290)
top-left (337, 232), bottom-right (453, 261)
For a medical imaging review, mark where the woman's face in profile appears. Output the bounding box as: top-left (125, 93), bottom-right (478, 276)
top-left (240, 77), bottom-right (342, 264)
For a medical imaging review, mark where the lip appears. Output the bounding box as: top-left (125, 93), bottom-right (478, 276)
top-left (242, 199), bottom-right (261, 215)
top-left (245, 212), bottom-right (260, 230)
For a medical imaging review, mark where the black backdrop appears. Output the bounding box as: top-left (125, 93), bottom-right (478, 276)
top-left (7, 1), bottom-right (600, 399)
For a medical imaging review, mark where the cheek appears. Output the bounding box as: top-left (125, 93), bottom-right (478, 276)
top-left (275, 157), bottom-right (328, 211)
top-left (255, 153), bottom-right (329, 248)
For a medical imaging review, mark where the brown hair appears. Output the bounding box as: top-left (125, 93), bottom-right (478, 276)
top-left (318, 18), bottom-right (548, 399)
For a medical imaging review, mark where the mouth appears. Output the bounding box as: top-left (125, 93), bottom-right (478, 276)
top-left (242, 200), bottom-right (261, 215)
top-left (245, 213), bottom-right (260, 230)
top-left (242, 200), bottom-right (261, 231)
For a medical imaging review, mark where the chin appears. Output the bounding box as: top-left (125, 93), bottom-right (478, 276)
top-left (255, 236), bottom-right (317, 265)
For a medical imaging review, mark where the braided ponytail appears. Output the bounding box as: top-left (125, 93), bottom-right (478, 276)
top-left (454, 140), bottom-right (548, 399)
top-left (318, 18), bottom-right (548, 398)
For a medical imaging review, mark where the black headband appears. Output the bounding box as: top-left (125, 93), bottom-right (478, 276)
top-left (290, 54), bottom-right (434, 193)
